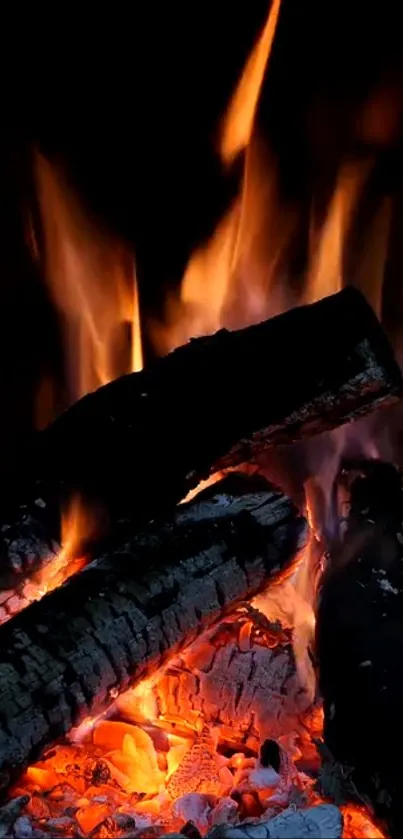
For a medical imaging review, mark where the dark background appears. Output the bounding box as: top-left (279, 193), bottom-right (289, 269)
top-left (0, 0), bottom-right (403, 456)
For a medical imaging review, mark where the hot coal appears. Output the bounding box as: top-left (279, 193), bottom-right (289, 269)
top-left (0, 474), bottom-right (307, 791)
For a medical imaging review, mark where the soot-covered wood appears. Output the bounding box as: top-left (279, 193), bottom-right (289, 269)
top-left (317, 460), bottom-right (403, 838)
top-left (118, 604), bottom-right (311, 751)
top-left (0, 287), bottom-right (401, 593)
top-left (0, 474), bottom-right (307, 791)
top-left (36, 288), bottom-right (402, 498)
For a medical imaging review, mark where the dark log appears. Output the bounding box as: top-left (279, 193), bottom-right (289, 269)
top-left (0, 474), bottom-right (307, 791)
top-left (37, 287), bottom-right (402, 492)
top-left (316, 460), bottom-right (403, 838)
top-left (0, 287), bottom-right (401, 594)
top-left (116, 602), bottom-right (311, 751)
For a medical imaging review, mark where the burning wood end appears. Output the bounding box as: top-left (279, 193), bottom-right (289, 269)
top-left (4, 597), bottom-right (383, 839)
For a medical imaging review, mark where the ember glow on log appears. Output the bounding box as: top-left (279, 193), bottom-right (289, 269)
top-left (1, 3), bottom-right (402, 839)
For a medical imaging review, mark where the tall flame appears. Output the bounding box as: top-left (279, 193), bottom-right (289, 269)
top-left (34, 153), bottom-right (142, 405)
top-left (220, 0), bottom-right (282, 164)
top-left (305, 161), bottom-right (371, 304)
top-left (154, 2), bottom-right (286, 354)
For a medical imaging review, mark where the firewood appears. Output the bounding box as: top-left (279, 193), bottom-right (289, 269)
top-left (316, 460), bottom-right (403, 838)
top-left (36, 287), bottom-right (402, 495)
top-left (0, 796), bottom-right (29, 838)
top-left (0, 287), bottom-right (401, 596)
top-left (181, 803), bottom-right (342, 838)
top-left (118, 604), bottom-right (311, 751)
top-left (0, 474), bottom-right (307, 792)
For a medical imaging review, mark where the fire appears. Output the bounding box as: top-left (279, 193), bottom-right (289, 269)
top-left (10, 599), bottom-right (384, 837)
top-left (22, 494), bottom-right (95, 605)
top-left (34, 152), bottom-right (142, 407)
top-left (4, 8), bottom-right (395, 839)
top-left (220, 0), bottom-right (282, 165)
top-left (341, 804), bottom-right (386, 838)
top-left (304, 161), bottom-right (370, 304)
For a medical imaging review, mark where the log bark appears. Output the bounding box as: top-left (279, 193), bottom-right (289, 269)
top-left (0, 287), bottom-right (401, 594)
top-left (316, 460), bottom-right (403, 838)
top-left (199, 804), bottom-right (343, 838)
top-left (36, 287), bottom-right (403, 494)
top-left (0, 474), bottom-right (307, 792)
top-left (117, 604), bottom-right (311, 751)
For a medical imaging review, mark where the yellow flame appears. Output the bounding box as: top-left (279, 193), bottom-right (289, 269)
top-left (220, 0), bottom-right (282, 164)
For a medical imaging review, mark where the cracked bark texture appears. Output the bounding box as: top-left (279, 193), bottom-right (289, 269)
top-left (0, 286), bottom-right (400, 595)
top-left (128, 610), bottom-right (311, 750)
top-left (0, 474), bottom-right (307, 792)
top-left (162, 804), bottom-right (343, 838)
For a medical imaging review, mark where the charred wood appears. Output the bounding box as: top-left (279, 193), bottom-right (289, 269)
top-left (181, 803), bottom-right (342, 838)
top-left (116, 605), bottom-right (312, 751)
top-left (36, 287), bottom-right (403, 501)
top-left (0, 474), bottom-right (307, 792)
top-left (317, 460), bottom-right (403, 837)
top-left (0, 287), bottom-right (401, 594)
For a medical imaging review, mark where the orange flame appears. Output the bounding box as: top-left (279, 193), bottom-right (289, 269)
top-left (220, 0), bottom-right (282, 164)
top-left (153, 1), bottom-right (288, 355)
top-left (34, 153), bottom-right (142, 405)
top-left (22, 495), bottom-right (96, 604)
top-left (305, 161), bottom-right (370, 304)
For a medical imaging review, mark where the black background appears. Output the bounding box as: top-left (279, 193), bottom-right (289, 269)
top-left (0, 0), bottom-right (403, 456)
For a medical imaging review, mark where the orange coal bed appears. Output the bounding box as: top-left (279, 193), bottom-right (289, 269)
top-left (0, 462), bottom-right (387, 839)
top-left (3, 583), bottom-right (384, 839)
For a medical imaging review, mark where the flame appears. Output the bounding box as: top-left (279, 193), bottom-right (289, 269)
top-left (180, 471), bottom-right (225, 505)
top-left (9, 16), bottom-right (394, 839)
top-left (341, 804), bottom-right (386, 838)
top-left (22, 495), bottom-right (95, 604)
top-left (11, 591), bottom-right (384, 836)
top-left (220, 0), bottom-right (282, 164)
top-left (305, 161), bottom-right (370, 304)
top-left (34, 153), bottom-right (142, 406)
top-left (252, 530), bottom-right (320, 705)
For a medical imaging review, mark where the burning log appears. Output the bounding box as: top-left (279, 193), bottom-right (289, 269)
top-left (0, 287), bottom-right (401, 594)
top-left (163, 804), bottom-right (343, 838)
top-left (316, 460), bottom-right (403, 837)
top-left (118, 604), bottom-right (312, 752)
top-left (37, 287), bottom-right (402, 500)
top-left (0, 474), bottom-right (307, 792)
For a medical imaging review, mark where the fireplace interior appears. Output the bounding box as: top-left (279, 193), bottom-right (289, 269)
top-left (1, 2), bottom-right (403, 837)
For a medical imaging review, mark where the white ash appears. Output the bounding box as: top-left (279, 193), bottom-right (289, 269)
top-left (172, 794), bottom-right (215, 831)
top-left (205, 804), bottom-right (342, 838)
top-left (12, 815), bottom-right (33, 838)
top-left (248, 767), bottom-right (280, 790)
top-left (378, 578), bottom-right (399, 595)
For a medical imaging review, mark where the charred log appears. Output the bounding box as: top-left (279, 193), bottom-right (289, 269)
top-left (191, 804), bottom-right (343, 838)
top-left (0, 287), bottom-right (401, 594)
top-left (317, 460), bottom-right (403, 837)
top-left (0, 474), bottom-right (307, 792)
top-left (116, 605), bottom-right (312, 752)
top-left (37, 287), bottom-right (402, 499)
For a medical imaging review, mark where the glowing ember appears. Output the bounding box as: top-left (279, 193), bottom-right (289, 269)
top-left (0, 494), bottom-right (99, 621)
top-left (8, 597), bottom-right (384, 838)
top-left (341, 804), bottom-right (386, 838)
top-left (2, 7), bottom-right (393, 839)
